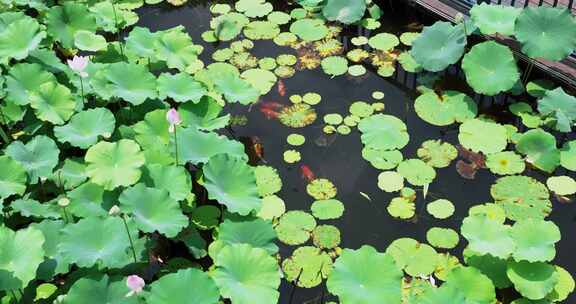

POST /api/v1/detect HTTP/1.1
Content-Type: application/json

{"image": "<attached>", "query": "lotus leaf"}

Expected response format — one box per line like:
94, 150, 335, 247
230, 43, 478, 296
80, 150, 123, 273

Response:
386, 238, 439, 276
515, 7, 576, 61
189, 205, 220, 230
459, 119, 508, 154
275, 210, 316, 245
94, 62, 157, 105
0, 226, 44, 290
426, 227, 459, 249
54, 108, 115, 149
511, 219, 560, 263
274, 32, 298, 46
124, 26, 157, 58
470, 3, 521, 35
29, 220, 70, 280
211, 218, 277, 258
426, 199, 455, 219
387, 197, 415, 219
464, 249, 512, 288
45, 3, 97, 48
214, 73, 260, 105
417, 140, 458, 168
560, 140, 576, 171
5, 135, 60, 184
154, 28, 203, 73
0, 16, 45, 62
362, 147, 403, 170
5, 63, 56, 106
243, 21, 280, 40
546, 175, 576, 196
322, 0, 366, 24
28, 81, 75, 125
306, 178, 337, 200
462, 41, 519, 95
321, 56, 348, 77
282, 246, 333, 288
516, 129, 560, 173
203, 154, 260, 216
461, 214, 514, 259
0, 155, 27, 201
399, 32, 419, 46
443, 266, 496, 303
397, 159, 436, 186
210, 13, 249, 41
90, 2, 139, 33
179, 97, 230, 131
173, 127, 246, 165
85, 139, 145, 190
212, 244, 280, 304
74, 30, 107, 51
254, 165, 282, 197
377, 171, 404, 193
507, 261, 558, 300
148, 268, 220, 304
358, 114, 409, 150
547, 266, 575, 302
486, 151, 525, 175
414, 91, 477, 126
537, 87, 576, 132
66, 182, 108, 218
157, 73, 207, 103
398, 51, 421, 73
11, 199, 60, 219
411, 21, 466, 72
290, 19, 329, 42
327, 245, 402, 304
142, 164, 191, 201
310, 199, 344, 220
491, 175, 551, 221
64, 274, 140, 304
257, 195, 285, 220
58, 217, 130, 268
312, 225, 341, 249
241, 69, 277, 95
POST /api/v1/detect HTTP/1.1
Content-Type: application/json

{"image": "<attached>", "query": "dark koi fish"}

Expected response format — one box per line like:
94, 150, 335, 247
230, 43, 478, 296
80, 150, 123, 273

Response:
277, 79, 286, 96
300, 165, 315, 183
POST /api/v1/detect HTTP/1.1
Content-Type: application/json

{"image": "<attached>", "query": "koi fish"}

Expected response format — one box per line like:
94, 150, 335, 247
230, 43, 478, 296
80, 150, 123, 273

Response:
259, 107, 279, 119
260, 101, 284, 110
251, 136, 265, 162
300, 165, 315, 182
456, 145, 485, 168
277, 79, 286, 96
239, 136, 266, 164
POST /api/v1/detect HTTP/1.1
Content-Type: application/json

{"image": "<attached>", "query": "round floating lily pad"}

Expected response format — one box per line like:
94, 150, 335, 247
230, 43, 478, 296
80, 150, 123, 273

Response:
351, 36, 368, 46
491, 175, 551, 221
415, 91, 477, 126
312, 225, 341, 249
324, 113, 343, 125
426, 199, 455, 219
372, 91, 385, 100
411, 21, 466, 72
468, 203, 506, 224
274, 66, 295, 78
287, 134, 306, 146
368, 33, 399, 51
348, 65, 366, 76
386, 238, 439, 277
277, 54, 297, 66
507, 261, 559, 300
362, 147, 403, 170
516, 129, 560, 173
210, 3, 231, 14
461, 214, 514, 259
387, 197, 415, 219
273, 32, 298, 46
258, 57, 277, 70
290, 8, 308, 19
486, 151, 525, 175
426, 227, 459, 249
257, 195, 285, 220
459, 119, 508, 154
560, 140, 576, 171
275, 211, 316, 245
290, 19, 329, 42
378, 171, 404, 193
546, 176, 576, 196
397, 159, 436, 186
289, 94, 302, 104
235, 0, 273, 18
349, 101, 374, 118
302, 92, 321, 105
417, 140, 458, 168
343, 115, 360, 127
323, 125, 336, 134
306, 178, 337, 200
321, 56, 348, 77
283, 150, 301, 164
278, 104, 317, 128
282, 246, 332, 288
358, 114, 409, 150
254, 166, 282, 197
311, 199, 344, 220
372, 102, 385, 111
336, 125, 351, 135
399, 32, 420, 46
547, 266, 575, 302
267, 11, 291, 25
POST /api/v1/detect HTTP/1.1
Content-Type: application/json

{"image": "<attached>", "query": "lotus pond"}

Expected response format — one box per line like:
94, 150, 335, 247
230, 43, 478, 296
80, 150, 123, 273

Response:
1, 0, 576, 303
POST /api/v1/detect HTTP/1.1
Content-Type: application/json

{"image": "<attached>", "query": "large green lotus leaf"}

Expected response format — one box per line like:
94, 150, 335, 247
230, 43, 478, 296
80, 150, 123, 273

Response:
412, 284, 466, 304
84, 139, 145, 190
102, 62, 157, 105
461, 214, 514, 259
516, 129, 560, 173
470, 3, 521, 35
29, 81, 76, 125
5, 135, 60, 184
462, 41, 519, 95
54, 108, 115, 149
282, 246, 333, 288
63, 274, 140, 304
125, 26, 157, 58
58, 217, 130, 268
327, 245, 402, 304
322, 0, 366, 24
411, 21, 466, 72
396, 159, 436, 186
212, 243, 280, 304
459, 119, 508, 154
386, 238, 439, 277
204, 154, 260, 215
212, 218, 278, 256
179, 97, 230, 131
560, 140, 576, 171
511, 219, 560, 263
149, 268, 220, 304
154, 27, 203, 73
29, 220, 69, 280
361, 146, 403, 170
514, 7, 576, 61
358, 114, 409, 150
157, 72, 207, 103
5, 63, 56, 106
464, 250, 512, 289
45, 3, 97, 48
444, 266, 496, 303
0, 226, 44, 291
172, 127, 246, 165
241, 68, 277, 95
290, 18, 329, 42
0, 155, 27, 201
67, 182, 108, 218
142, 164, 191, 201
537, 87, 576, 132
491, 175, 551, 221
414, 91, 477, 126
507, 261, 558, 300
0, 16, 45, 62
214, 73, 260, 105
119, 183, 188, 237
235, 0, 273, 18
73, 30, 107, 52
133, 109, 171, 150
11, 198, 61, 219
89, 1, 139, 33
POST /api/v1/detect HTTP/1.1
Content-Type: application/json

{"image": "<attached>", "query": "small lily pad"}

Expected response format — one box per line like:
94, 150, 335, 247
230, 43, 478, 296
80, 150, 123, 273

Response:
546, 176, 576, 196
486, 151, 525, 175
275, 211, 316, 245
426, 199, 455, 219
283, 150, 301, 164
426, 227, 459, 249
377, 171, 404, 193
306, 178, 337, 200
312, 225, 341, 249
310, 199, 345, 220
287, 134, 306, 146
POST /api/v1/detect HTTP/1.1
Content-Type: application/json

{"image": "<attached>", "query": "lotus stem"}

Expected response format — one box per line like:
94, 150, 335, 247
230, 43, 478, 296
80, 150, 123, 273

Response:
111, 1, 125, 58
121, 214, 138, 263
173, 126, 179, 166
0, 108, 11, 144
79, 76, 85, 104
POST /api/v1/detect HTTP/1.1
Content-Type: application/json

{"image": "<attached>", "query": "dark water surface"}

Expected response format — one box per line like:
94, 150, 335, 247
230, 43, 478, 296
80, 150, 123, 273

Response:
136, 3, 576, 303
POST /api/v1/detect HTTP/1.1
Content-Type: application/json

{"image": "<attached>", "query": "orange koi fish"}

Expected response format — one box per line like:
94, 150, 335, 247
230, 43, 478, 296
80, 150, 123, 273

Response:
259, 102, 284, 119
300, 165, 315, 183
277, 79, 286, 96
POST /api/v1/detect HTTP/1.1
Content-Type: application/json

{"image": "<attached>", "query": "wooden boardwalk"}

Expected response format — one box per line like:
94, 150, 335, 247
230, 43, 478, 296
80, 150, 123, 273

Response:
410, 0, 576, 90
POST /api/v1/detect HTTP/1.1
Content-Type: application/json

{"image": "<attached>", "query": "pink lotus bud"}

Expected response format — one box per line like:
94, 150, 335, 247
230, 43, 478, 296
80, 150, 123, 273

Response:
67, 55, 89, 78
166, 108, 182, 133
126, 275, 145, 297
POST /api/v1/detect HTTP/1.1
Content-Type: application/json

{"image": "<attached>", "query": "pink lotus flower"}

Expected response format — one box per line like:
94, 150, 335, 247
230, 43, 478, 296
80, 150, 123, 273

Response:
126, 275, 145, 297
67, 55, 89, 78
166, 108, 182, 133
